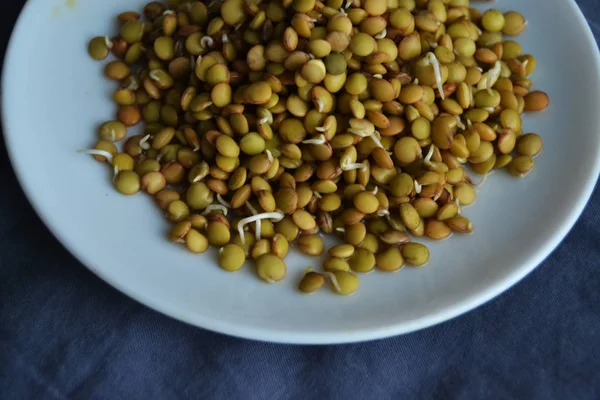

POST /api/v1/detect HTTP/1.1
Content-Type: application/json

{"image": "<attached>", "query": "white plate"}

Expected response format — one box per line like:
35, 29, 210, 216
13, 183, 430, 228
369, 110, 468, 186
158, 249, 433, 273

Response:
3, 0, 600, 344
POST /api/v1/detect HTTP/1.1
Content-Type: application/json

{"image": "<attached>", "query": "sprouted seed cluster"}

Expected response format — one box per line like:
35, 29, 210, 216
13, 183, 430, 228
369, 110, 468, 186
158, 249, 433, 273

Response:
83, 0, 548, 296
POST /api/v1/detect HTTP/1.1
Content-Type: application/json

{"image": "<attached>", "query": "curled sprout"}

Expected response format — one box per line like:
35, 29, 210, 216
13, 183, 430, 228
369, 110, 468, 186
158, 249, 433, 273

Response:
413, 78, 420, 84
424, 144, 435, 167
433, 189, 446, 201
315, 125, 329, 132
483, 107, 496, 113
201, 204, 229, 216
376, 209, 390, 217
323, 272, 342, 294
341, 159, 367, 171
456, 116, 466, 130
163, 10, 175, 15
308, 53, 316, 60
265, 110, 274, 124
315, 98, 324, 112
338, 8, 347, 16
139, 134, 151, 150
77, 149, 113, 163
472, 173, 488, 188
149, 70, 161, 81
200, 36, 214, 48
192, 174, 203, 183
257, 108, 273, 125
456, 157, 468, 164
345, 0, 353, 8
314, 191, 322, 199
371, 186, 378, 195
335, 227, 346, 233
423, 52, 445, 100
217, 194, 232, 208
302, 134, 327, 145
237, 212, 284, 244
246, 202, 261, 241
414, 180, 423, 194
104, 36, 113, 49
125, 78, 139, 91
266, 149, 273, 163
113, 165, 119, 177
375, 29, 387, 39
370, 132, 385, 149
486, 61, 502, 92
372, 73, 383, 79
466, 119, 473, 128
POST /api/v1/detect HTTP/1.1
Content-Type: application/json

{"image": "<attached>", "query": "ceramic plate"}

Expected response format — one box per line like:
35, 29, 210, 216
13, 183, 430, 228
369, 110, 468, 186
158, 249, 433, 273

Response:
3, 0, 600, 343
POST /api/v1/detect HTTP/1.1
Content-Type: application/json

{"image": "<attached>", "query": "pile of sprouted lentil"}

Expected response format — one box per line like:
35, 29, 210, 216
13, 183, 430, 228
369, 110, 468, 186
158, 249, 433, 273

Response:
83, 0, 548, 296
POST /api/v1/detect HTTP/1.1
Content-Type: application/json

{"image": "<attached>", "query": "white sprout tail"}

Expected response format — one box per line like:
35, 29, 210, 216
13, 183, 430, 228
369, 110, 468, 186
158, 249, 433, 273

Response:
77, 149, 113, 163
423, 52, 445, 100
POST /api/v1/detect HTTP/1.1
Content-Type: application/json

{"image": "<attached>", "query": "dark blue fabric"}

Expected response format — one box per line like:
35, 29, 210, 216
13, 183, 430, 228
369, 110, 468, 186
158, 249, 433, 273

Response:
1, 1, 600, 399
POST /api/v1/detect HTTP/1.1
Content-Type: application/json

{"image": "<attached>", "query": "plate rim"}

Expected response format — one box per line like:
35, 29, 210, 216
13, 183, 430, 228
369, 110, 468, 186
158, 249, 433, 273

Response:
2, 0, 600, 344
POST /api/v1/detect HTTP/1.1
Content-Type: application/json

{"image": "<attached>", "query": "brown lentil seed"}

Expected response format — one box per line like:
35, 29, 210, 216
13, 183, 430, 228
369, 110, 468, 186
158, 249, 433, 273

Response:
299, 272, 325, 293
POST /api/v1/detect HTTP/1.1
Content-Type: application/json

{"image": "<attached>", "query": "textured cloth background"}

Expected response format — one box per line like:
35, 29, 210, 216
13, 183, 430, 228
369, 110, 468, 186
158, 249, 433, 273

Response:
1, 1, 600, 399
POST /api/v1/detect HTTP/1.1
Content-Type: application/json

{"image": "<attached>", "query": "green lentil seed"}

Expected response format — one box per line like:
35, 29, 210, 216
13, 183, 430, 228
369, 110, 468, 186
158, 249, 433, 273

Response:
256, 254, 287, 283
401, 243, 430, 266
299, 272, 325, 293
219, 244, 246, 271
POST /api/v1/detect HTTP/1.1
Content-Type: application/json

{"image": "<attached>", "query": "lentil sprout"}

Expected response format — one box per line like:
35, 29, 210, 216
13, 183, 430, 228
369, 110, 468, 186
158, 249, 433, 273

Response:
83, 0, 547, 296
